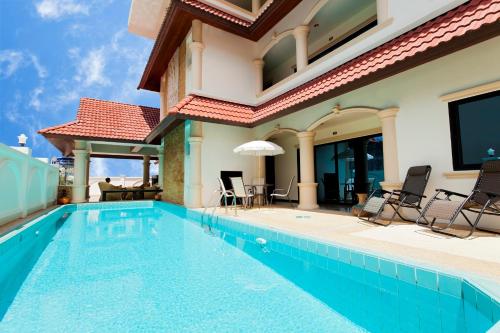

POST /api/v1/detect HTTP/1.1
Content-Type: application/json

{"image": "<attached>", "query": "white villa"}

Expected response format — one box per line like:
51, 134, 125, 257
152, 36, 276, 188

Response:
37, 0, 500, 230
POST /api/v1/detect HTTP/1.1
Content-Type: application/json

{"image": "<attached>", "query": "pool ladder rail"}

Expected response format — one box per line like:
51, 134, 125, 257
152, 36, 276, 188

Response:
202, 187, 238, 225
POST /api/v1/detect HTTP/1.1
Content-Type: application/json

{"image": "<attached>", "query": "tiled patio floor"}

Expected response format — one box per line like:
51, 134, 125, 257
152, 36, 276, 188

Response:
198, 205, 500, 284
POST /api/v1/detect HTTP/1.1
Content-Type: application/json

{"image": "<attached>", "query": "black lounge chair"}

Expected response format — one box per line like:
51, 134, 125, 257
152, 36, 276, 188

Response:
358, 165, 432, 225
416, 160, 500, 238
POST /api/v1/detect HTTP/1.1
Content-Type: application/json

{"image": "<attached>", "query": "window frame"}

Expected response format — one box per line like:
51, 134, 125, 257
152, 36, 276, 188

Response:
448, 90, 499, 171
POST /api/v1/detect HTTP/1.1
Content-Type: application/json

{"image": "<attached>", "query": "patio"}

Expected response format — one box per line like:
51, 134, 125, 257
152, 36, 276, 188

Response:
198, 205, 500, 284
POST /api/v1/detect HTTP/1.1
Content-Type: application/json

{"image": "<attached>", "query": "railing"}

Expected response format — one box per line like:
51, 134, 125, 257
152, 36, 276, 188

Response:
0, 143, 59, 225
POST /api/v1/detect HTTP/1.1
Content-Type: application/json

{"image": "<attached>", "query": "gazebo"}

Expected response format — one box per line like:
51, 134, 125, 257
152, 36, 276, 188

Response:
39, 97, 163, 203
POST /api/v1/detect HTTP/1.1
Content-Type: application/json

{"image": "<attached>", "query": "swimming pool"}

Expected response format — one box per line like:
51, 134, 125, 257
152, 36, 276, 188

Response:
0, 201, 498, 332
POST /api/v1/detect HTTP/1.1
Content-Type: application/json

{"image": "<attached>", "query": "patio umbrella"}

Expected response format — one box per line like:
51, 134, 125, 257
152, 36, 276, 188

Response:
233, 140, 285, 156
233, 141, 285, 183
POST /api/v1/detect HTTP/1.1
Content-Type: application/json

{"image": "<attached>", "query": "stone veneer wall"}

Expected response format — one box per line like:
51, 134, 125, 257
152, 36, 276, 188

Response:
162, 122, 185, 204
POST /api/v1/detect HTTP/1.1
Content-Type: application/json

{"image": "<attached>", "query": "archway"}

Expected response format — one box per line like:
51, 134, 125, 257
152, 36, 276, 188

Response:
308, 107, 384, 208
259, 128, 300, 205
262, 34, 296, 90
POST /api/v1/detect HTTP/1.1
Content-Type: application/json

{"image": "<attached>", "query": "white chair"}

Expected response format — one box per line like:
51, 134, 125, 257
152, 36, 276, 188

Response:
229, 177, 255, 209
270, 176, 295, 207
218, 177, 236, 209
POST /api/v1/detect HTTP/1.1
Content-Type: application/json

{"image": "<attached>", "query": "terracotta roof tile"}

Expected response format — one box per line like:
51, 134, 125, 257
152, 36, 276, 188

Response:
168, 0, 499, 126
181, 0, 252, 27
39, 98, 160, 142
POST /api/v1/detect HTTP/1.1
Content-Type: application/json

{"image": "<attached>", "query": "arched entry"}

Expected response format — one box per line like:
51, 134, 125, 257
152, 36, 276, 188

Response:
259, 128, 300, 205
307, 106, 385, 207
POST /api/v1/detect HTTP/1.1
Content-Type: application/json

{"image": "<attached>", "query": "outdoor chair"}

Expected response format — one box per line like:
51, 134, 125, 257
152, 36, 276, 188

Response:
218, 177, 236, 210
270, 176, 295, 207
98, 182, 123, 201
229, 177, 255, 209
416, 160, 500, 238
358, 165, 432, 225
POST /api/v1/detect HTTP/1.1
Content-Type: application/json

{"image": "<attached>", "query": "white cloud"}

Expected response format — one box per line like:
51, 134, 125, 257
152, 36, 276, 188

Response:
35, 0, 89, 20
0, 50, 48, 79
0, 50, 24, 78
29, 87, 44, 111
4, 92, 22, 123
91, 158, 109, 177
29, 54, 48, 78
75, 48, 110, 87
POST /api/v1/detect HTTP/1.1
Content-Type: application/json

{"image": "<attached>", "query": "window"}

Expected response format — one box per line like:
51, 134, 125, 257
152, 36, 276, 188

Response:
448, 90, 500, 170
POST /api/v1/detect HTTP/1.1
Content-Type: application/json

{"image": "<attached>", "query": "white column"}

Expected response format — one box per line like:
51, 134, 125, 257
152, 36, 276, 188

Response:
253, 59, 265, 95
187, 137, 203, 208
377, 0, 389, 23
191, 19, 204, 91
72, 149, 89, 203
293, 25, 310, 72
143, 155, 150, 185
252, 0, 260, 14
297, 131, 318, 210
377, 108, 401, 190
157, 148, 164, 188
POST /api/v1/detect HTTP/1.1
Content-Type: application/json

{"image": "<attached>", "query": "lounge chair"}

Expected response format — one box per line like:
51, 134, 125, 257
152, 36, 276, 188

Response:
229, 177, 255, 208
270, 176, 295, 207
98, 182, 123, 201
416, 160, 500, 238
358, 165, 432, 225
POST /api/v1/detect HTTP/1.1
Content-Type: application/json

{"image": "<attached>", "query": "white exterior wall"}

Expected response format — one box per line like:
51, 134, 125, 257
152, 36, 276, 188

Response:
251, 37, 500, 229
193, 0, 468, 105
199, 25, 258, 104
256, 0, 468, 103
0, 143, 59, 225
199, 122, 257, 206
272, 135, 299, 201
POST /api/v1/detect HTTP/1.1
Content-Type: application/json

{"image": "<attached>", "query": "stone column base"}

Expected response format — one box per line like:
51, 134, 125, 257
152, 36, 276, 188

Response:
297, 182, 319, 210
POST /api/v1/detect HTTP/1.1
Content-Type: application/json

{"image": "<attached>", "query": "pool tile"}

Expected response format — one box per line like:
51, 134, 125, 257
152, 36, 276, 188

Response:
397, 264, 416, 285
462, 281, 477, 307
441, 313, 466, 333
438, 274, 462, 298
380, 275, 398, 295
379, 259, 397, 278
350, 252, 364, 268
364, 255, 379, 273
476, 290, 493, 322
493, 299, 500, 323
327, 258, 339, 273
316, 243, 328, 257
363, 270, 380, 288
416, 268, 438, 291
327, 245, 338, 259
439, 293, 464, 316
338, 248, 350, 264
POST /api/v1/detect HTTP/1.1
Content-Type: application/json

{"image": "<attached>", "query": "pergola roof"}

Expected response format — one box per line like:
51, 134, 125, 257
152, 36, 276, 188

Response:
146, 0, 500, 142
39, 98, 160, 157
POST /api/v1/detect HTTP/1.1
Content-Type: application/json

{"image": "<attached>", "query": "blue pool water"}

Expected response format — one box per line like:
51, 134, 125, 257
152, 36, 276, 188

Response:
0, 202, 498, 332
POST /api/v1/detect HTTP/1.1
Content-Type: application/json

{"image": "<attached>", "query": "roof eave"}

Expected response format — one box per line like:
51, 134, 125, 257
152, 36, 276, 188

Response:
138, 0, 301, 91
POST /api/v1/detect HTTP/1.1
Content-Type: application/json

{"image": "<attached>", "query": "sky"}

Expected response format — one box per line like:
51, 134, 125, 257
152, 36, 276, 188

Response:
0, 0, 160, 177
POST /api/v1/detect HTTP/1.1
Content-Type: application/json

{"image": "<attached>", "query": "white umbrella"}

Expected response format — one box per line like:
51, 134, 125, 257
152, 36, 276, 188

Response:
233, 140, 285, 156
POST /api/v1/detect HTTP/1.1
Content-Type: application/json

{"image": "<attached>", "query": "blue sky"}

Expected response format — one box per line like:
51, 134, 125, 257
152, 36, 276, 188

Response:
0, 0, 160, 176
